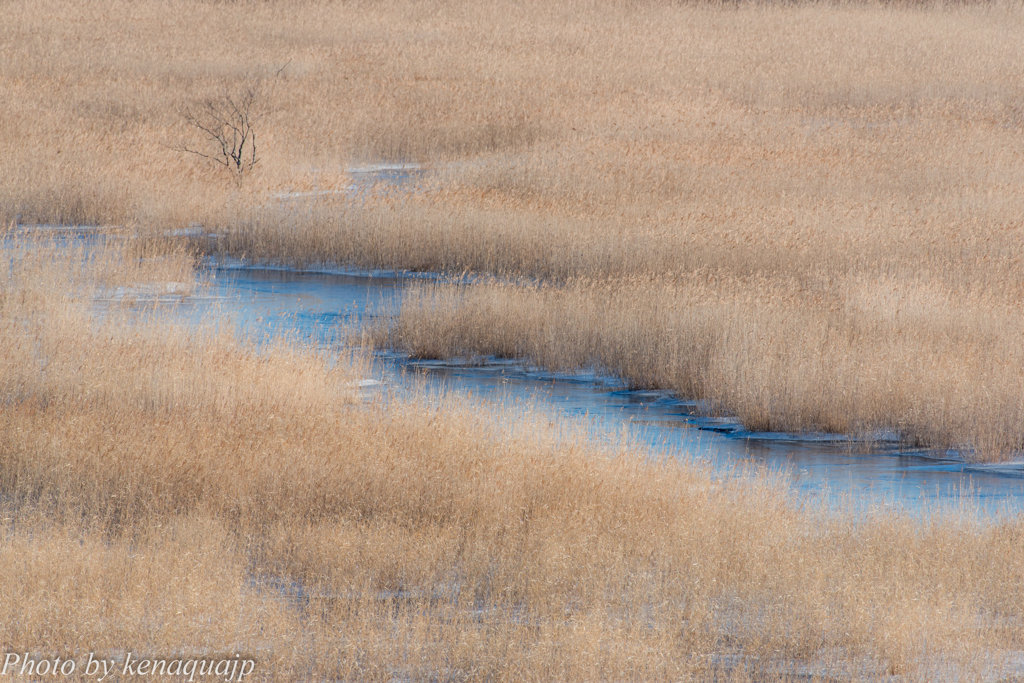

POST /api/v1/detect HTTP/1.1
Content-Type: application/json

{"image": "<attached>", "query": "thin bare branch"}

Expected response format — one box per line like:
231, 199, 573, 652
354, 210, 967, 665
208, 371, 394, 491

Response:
175, 81, 261, 180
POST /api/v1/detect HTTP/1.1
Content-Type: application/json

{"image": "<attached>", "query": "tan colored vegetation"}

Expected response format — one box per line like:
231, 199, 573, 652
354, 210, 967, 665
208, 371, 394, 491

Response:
5, 0, 1021, 456
5, 1, 1024, 677
381, 275, 1024, 460
2, 235, 1024, 680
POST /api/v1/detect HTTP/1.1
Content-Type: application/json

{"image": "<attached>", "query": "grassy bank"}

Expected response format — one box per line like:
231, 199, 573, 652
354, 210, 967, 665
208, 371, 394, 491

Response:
377, 276, 1024, 461
2, 237, 1024, 681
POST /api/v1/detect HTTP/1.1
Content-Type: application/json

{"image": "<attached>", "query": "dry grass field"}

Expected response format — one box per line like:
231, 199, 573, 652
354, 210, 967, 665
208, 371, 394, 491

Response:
1, 234, 1023, 681
4, 0, 1023, 457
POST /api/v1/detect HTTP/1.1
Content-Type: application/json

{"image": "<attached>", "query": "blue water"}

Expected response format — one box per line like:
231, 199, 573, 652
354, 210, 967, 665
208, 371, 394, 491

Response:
14, 226, 1024, 518
153, 264, 1024, 518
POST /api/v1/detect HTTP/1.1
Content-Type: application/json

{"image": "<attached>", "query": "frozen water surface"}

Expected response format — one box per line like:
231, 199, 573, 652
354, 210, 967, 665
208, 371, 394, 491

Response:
157, 264, 1024, 519
12, 210, 1024, 518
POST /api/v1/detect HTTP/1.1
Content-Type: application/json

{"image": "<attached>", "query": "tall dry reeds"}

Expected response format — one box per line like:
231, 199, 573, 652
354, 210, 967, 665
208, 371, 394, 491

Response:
2, 237, 1024, 681
6, 0, 1024, 677
5, 0, 1024, 454
381, 274, 1024, 460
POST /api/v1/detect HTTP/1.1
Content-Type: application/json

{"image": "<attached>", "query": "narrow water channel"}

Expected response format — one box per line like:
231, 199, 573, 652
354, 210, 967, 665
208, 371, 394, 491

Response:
162, 264, 1024, 518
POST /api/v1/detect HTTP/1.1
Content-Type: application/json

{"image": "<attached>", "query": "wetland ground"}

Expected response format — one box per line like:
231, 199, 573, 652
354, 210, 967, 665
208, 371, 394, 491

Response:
4, 0, 1024, 679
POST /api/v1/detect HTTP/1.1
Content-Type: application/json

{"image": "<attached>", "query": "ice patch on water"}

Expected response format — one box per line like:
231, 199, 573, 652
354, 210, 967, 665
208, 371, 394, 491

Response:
98, 282, 193, 301
347, 162, 423, 174
271, 188, 350, 199
206, 256, 449, 282
163, 226, 206, 237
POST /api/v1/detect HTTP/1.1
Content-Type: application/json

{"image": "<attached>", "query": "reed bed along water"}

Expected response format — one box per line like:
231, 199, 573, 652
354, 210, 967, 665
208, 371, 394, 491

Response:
5, 1, 1024, 678
379, 275, 1024, 461
5, 0, 1022, 457
2, 235, 1024, 681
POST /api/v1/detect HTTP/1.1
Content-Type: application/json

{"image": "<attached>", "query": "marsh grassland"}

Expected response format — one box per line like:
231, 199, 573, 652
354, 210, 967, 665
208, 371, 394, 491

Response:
5, 0, 1024, 458
2, 236, 1024, 681
4, 0, 1024, 679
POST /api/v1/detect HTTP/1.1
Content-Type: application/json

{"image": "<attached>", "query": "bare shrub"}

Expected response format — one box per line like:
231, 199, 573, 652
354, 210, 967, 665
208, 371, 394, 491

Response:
177, 81, 261, 181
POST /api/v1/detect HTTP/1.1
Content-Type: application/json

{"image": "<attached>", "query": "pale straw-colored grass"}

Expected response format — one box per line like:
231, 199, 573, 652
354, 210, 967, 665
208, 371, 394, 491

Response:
1, 236, 1023, 681
5, 0, 1024, 455
7, 0, 1024, 677
382, 274, 1024, 460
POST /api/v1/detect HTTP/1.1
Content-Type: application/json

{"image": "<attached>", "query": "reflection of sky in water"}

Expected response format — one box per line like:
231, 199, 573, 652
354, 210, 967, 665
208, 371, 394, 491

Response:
18, 229, 1023, 518
144, 266, 1024, 519
168, 266, 407, 346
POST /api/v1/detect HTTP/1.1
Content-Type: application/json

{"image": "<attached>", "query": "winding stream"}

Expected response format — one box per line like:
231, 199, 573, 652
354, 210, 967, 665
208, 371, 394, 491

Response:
18, 169, 1024, 519
164, 264, 1024, 518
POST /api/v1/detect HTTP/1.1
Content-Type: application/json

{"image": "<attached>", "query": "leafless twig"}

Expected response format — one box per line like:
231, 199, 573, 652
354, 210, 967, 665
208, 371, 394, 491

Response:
174, 83, 261, 180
